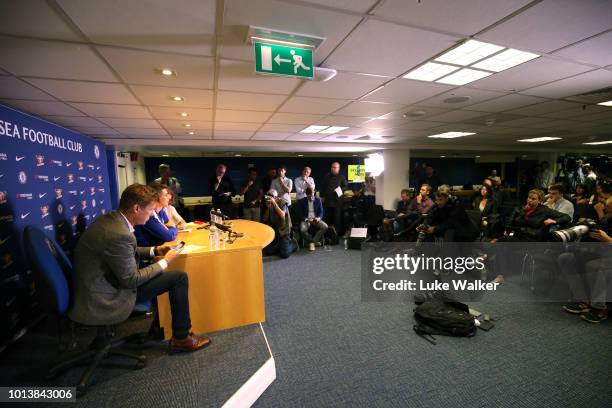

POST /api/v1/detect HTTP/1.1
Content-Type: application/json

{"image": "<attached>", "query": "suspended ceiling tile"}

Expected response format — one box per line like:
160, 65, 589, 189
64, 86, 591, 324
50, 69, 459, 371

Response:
42, 115, 107, 127
301, 0, 378, 13
296, 72, 390, 100
477, 0, 612, 53
362, 78, 454, 105
57, 0, 216, 56
463, 94, 547, 113
69, 103, 152, 119
374, 0, 533, 36
98, 47, 214, 89
258, 123, 306, 133
319, 115, 372, 127
72, 126, 120, 135
251, 132, 291, 141
221, 0, 362, 64
214, 122, 261, 131
167, 129, 213, 138
505, 100, 585, 116
0, 77, 55, 100
218, 60, 301, 95
324, 19, 459, 77
148, 106, 213, 121
539, 104, 611, 119
158, 119, 213, 130
267, 112, 326, 125
279, 96, 349, 115
554, 31, 612, 67
0, 0, 83, 41
130, 85, 213, 108
334, 101, 406, 117
520, 69, 612, 99
216, 91, 285, 111
0, 99, 85, 116
418, 88, 505, 109
96, 118, 162, 128
470, 57, 594, 92
27, 78, 139, 104
215, 109, 271, 123
213, 130, 255, 139
0, 37, 117, 82
285, 133, 326, 141
114, 128, 169, 136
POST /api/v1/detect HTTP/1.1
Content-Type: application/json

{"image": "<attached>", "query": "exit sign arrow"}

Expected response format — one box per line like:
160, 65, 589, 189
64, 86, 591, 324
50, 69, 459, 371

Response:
274, 54, 291, 65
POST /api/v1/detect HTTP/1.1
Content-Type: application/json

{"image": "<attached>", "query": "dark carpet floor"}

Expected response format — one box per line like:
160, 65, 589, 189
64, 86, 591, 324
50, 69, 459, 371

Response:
255, 245, 611, 408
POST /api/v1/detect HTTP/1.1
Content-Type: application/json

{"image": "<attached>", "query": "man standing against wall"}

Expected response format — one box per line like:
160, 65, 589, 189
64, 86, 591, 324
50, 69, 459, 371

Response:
321, 162, 348, 236
240, 167, 263, 221
294, 166, 315, 200
155, 163, 184, 211
209, 164, 235, 218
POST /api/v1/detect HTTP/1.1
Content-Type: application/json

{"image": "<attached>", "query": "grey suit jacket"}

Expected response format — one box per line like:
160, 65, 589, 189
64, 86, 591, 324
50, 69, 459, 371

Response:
68, 211, 163, 326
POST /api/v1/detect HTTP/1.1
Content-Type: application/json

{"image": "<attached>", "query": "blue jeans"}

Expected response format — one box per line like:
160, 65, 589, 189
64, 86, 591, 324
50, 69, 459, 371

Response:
136, 271, 191, 339
264, 236, 295, 258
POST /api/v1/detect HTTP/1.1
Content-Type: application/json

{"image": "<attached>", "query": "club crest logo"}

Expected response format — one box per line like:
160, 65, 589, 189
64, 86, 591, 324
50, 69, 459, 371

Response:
94, 145, 100, 159
18, 171, 27, 184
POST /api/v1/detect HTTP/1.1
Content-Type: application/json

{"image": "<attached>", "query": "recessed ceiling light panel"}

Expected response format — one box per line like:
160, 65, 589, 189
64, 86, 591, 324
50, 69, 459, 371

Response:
427, 131, 476, 139
436, 68, 492, 85
300, 125, 329, 133
583, 140, 612, 145
403, 62, 459, 82
472, 48, 539, 72
517, 137, 561, 143
320, 126, 349, 134
435, 40, 503, 66
597, 100, 612, 107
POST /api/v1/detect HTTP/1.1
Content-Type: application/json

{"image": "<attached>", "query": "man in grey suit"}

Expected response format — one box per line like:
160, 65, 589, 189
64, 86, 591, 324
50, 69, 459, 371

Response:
69, 184, 210, 353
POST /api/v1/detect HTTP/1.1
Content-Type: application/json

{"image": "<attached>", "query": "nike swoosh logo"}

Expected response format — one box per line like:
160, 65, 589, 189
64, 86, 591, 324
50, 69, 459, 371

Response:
80, 190, 85, 195
70, 205, 76, 210
66, 163, 72, 167
20, 212, 30, 219
38, 193, 47, 198
0, 174, 4, 178
15, 156, 25, 161
100, 201, 104, 204
0, 237, 9, 245
54, 176, 61, 181
88, 178, 93, 181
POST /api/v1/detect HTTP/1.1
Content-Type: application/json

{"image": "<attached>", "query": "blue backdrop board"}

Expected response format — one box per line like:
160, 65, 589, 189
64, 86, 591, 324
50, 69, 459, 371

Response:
0, 103, 111, 349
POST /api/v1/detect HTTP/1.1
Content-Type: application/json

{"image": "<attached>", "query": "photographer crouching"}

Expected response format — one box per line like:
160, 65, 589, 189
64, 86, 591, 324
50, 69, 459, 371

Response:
557, 195, 612, 323
262, 189, 298, 258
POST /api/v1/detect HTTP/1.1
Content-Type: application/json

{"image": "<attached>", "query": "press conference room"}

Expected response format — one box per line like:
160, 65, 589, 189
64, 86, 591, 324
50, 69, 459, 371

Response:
0, 1, 611, 407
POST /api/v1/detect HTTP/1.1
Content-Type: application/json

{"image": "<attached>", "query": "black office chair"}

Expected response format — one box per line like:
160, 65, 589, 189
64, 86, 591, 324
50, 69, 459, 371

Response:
23, 226, 149, 396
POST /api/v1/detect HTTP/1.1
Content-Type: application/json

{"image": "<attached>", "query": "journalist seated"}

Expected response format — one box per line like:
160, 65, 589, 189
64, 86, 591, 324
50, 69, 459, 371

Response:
472, 184, 500, 237
297, 187, 328, 251
69, 184, 211, 353
420, 185, 479, 242
499, 189, 571, 242
546, 183, 574, 222
134, 183, 178, 246
263, 189, 297, 258
557, 195, 612, 323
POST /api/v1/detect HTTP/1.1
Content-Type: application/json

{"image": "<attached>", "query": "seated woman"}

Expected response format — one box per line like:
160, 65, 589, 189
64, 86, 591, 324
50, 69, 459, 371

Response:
472, 184, 500, 237
498, 189, 571, 242
165, 190, 187, 230
135, 184, 179, 247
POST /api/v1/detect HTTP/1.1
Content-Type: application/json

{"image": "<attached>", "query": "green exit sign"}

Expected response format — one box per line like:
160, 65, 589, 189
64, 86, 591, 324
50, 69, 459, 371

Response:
253, 41, 314, 79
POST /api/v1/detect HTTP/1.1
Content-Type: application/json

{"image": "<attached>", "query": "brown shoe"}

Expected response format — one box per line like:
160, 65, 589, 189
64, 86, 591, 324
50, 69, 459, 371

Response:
169, 332, 211, 354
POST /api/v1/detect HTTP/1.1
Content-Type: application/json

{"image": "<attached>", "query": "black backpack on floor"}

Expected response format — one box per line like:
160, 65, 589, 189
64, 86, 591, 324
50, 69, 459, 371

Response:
413, 299, 477, 344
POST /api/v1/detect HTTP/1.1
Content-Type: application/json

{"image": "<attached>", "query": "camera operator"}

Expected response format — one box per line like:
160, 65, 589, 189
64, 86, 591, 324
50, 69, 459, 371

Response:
262, 189, 297, 259
498, 189, 571, 242
557, 196, 611, 323
420, 185, 479, 242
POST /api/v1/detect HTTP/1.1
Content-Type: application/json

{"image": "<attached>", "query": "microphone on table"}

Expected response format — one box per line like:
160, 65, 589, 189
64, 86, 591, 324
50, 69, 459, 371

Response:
210, 210, 230, 220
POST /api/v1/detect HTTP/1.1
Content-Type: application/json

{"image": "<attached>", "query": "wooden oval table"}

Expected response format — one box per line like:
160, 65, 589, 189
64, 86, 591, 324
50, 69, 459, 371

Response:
157, 220, 275, 339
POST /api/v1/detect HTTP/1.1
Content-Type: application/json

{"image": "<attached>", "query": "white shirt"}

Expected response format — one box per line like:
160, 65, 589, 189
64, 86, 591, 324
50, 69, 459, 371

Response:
307, 199, 315, 219
295, 176, 315, 200
271, 177, 293, 206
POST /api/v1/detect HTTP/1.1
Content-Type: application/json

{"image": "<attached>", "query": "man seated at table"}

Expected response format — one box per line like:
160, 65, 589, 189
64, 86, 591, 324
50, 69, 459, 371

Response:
262, 189, 297, 258
134, 183, 178, 247
297, 187, 328, 251
69, 183, 211, 353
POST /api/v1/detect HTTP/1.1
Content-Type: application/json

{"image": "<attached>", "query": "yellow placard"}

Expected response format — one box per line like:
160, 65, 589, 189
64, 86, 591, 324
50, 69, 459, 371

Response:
348, 164, 365, 182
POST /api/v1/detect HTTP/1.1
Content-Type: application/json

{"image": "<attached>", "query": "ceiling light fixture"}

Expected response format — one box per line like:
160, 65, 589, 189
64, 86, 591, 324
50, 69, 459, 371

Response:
596, 100, 612, 107
403, 62, 459, 81
436, 68, 492, 85
320, 126, 349, 134
160, 68, 176, 76
172, 96, 184, 101
162, 154, 169, 157
583, 140, 612, 145
427, 131, 476, 139
298, 154, 304, 157
435, 40, 503, 66
300, 125, 329, 133
180, 112, 189, 117
183, 123, 192, 128
472, 48, 539, 72
187, 131, 195, 135
517, 137, 561, 143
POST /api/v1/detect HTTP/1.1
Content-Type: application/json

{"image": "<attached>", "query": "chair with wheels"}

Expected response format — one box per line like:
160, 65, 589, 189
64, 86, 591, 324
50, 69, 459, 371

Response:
23, 226, 152, 396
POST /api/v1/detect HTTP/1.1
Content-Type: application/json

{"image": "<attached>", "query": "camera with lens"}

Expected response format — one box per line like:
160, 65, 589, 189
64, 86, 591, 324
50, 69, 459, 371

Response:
551, 219, 599, 243
415, 214, 431, 244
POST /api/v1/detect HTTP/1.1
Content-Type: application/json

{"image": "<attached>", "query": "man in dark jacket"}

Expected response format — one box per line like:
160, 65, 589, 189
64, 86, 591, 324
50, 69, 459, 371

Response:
209, 164, 236, 218
424, 186, 479, 242
320, 162, 348, 235
297, 187, 328, 251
